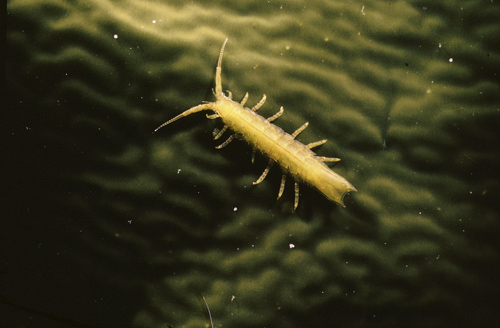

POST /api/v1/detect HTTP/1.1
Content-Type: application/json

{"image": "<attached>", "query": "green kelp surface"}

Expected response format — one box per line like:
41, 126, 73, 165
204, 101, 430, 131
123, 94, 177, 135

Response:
5, 0, 500, 327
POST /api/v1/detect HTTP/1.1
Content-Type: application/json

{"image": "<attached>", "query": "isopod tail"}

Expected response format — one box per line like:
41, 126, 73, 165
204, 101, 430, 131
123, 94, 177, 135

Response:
308, 166, 357, 207
154, 104, 214, 132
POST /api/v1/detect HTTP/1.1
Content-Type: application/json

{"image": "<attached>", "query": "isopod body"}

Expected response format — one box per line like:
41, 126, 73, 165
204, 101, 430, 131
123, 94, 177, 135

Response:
155, 38, 356, 209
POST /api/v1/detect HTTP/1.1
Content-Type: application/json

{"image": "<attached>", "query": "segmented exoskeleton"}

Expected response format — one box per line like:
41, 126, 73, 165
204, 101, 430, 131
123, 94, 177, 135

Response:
155, 39, 356, 209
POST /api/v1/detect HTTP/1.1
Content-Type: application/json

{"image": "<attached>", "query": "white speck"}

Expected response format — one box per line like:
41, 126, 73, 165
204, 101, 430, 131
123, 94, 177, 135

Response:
177, 169, 181, 174
152, 20, 156, 24
233, 207, 238, 212
289, 243, 295, 249
361, 5, 365, 15
449, 58, 453, 63
113, 34, 118, 39
128, 220, 132, 224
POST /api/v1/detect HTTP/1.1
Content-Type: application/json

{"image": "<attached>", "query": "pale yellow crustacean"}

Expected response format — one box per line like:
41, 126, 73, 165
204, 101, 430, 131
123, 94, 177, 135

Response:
155, 38, 356, 210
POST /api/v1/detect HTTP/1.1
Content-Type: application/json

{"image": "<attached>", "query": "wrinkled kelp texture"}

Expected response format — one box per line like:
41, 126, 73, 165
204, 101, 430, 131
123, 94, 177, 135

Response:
5, 0, 500, 327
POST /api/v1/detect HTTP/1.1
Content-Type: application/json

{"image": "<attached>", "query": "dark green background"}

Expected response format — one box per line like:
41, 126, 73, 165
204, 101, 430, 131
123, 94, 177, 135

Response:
4, 0, 500, 327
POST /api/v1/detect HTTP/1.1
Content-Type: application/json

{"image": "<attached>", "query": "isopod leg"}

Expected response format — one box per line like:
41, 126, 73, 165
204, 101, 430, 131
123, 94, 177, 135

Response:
207, 113, 220, 119
226, 90, 233, 99
277, 174, 286, 199
240, 92, 249, 106
291, 122, 309, 139
306, 139, 327, 149
317, 156, 341, 162
253, 160, 273, 185
294, 181, 300, 210
215, 135, 234, 149
267, 106, 284, 122
251, 94, 267, 111
213, 125, 228, 140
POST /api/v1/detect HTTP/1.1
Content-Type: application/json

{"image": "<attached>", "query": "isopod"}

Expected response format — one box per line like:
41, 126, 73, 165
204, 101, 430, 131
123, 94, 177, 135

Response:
155, 38, 356, 209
